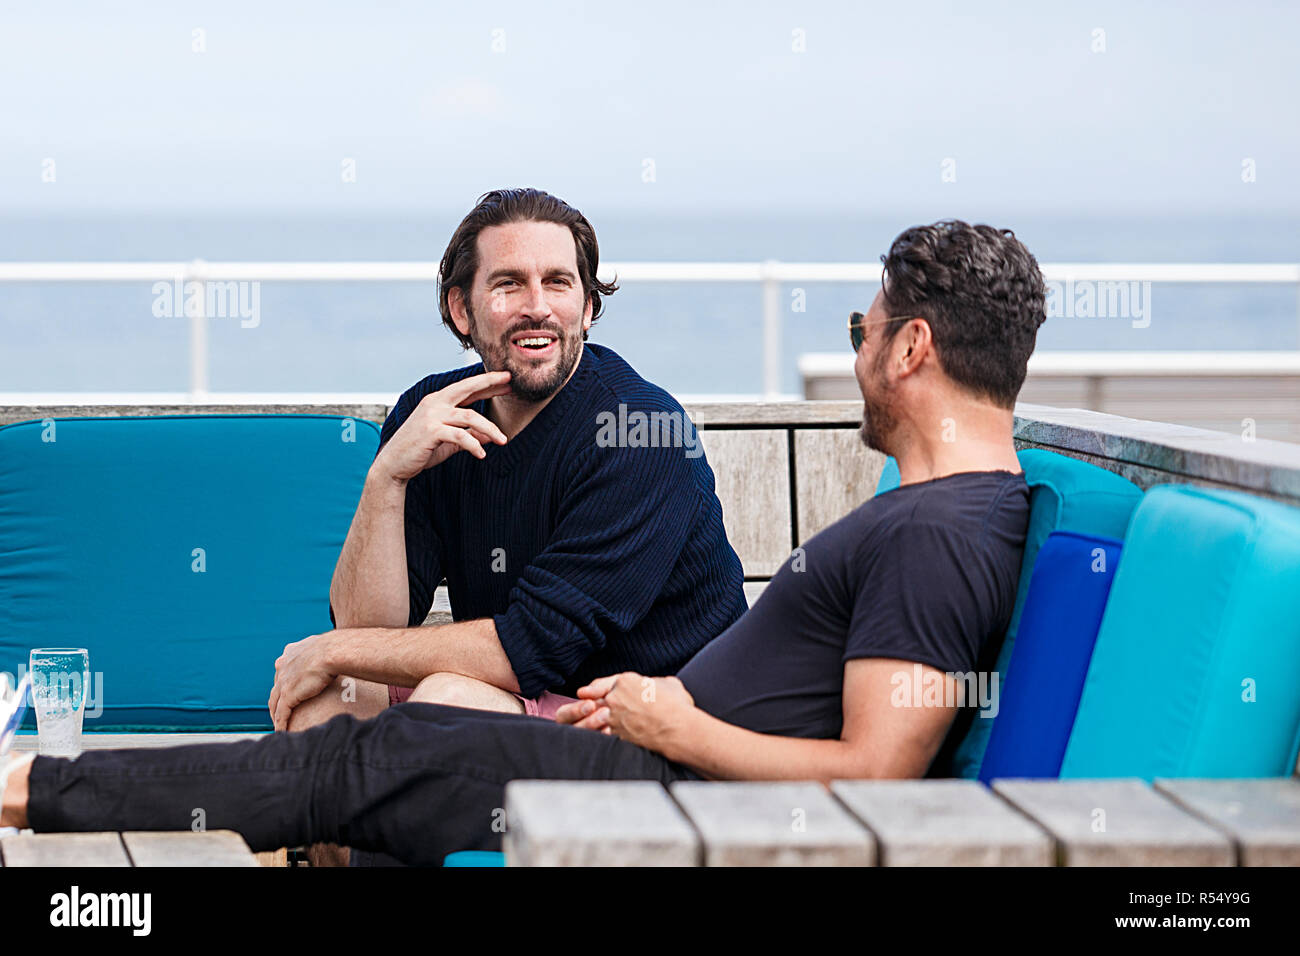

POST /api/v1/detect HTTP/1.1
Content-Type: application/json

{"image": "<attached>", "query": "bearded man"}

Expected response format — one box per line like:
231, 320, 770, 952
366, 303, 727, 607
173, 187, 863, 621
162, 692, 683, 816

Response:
268, 188, 745, 734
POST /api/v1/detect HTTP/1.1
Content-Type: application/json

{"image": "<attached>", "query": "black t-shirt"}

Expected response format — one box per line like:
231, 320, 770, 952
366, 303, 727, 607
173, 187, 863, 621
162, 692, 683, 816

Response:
677, 469, 1030, 776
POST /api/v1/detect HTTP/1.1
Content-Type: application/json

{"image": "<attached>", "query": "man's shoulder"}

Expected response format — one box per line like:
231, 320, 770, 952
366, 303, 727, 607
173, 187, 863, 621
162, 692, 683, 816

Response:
582, 344, 687, 416
814, 470, 1029, 553
569, 344, 712, 482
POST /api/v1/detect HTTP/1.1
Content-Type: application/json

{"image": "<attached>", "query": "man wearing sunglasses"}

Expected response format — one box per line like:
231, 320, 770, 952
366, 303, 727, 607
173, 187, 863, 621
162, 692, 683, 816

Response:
3, 220, 1047, 865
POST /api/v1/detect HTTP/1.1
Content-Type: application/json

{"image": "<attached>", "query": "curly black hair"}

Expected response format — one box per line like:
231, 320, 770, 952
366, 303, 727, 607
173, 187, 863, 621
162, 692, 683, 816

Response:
437, 188, 618, 349
880, 220, 1046, 408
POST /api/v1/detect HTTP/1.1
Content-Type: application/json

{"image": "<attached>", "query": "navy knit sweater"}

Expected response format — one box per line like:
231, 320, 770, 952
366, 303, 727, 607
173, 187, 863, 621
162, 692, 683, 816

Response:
378, 343, 747, 698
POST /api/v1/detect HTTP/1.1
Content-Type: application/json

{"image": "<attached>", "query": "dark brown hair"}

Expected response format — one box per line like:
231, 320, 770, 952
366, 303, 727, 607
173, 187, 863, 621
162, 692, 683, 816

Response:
437, 188, 618, 348
879, 220, 1046, 408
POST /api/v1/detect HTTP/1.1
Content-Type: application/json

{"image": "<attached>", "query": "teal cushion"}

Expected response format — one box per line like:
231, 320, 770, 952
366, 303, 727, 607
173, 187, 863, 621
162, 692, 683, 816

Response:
0, 415, 379, 731
1061, 484, 1300, 779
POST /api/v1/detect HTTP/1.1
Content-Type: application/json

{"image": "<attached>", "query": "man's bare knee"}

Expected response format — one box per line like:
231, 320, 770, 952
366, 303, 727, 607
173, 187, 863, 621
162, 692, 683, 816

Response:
408, 672, 524, 714
287, 675, 388, 732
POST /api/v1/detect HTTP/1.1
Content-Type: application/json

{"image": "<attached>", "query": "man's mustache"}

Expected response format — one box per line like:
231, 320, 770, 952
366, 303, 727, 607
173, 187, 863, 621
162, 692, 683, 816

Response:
500, 322, 566, 344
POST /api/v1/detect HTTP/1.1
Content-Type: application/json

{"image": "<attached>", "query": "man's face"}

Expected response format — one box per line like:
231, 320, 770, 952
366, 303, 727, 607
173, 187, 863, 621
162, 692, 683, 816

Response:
454, 220, 593, 402
853, 289, 901, 454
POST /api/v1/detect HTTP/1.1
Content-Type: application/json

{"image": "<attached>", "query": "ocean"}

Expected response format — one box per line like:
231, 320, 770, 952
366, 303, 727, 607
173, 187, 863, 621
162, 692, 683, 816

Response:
1, 211, 1297, 396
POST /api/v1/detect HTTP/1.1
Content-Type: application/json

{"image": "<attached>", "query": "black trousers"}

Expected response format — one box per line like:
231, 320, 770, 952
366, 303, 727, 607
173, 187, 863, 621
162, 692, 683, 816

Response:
27, 703, 698, 867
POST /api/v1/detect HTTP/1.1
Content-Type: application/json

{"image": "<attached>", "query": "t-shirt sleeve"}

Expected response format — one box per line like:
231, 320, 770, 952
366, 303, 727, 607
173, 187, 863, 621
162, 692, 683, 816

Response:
328, 386, 443, 629
844, 521, 993, 675
494, 442, 703, 698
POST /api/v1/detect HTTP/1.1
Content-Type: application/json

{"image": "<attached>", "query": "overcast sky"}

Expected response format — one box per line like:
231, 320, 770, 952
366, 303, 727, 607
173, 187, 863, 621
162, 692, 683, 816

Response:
2, 0, 1297, 218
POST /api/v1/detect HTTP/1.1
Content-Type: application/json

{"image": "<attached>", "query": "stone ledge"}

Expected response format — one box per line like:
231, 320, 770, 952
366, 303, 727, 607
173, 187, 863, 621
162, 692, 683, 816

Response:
0, 403, 389, 427
1014, 402, 1300, 501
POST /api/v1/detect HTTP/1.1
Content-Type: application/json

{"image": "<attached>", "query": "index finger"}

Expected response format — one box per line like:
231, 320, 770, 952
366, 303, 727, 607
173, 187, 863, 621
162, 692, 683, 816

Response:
576, 675, 619, 699
438, 371, 513, 407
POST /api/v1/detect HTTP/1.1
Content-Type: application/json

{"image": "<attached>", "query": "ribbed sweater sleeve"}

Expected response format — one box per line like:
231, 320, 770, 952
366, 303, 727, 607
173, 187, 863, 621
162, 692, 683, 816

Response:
493, 440, 704, 698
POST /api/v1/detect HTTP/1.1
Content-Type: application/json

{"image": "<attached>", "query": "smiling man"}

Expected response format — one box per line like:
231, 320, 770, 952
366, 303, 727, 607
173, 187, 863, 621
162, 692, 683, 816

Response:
267, 190, 745, 802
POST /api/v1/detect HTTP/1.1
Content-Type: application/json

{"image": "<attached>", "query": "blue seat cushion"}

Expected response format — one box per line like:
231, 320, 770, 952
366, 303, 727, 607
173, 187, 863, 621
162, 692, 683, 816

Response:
978, 530, 1122, 782
0, 415, 379, 731
1061, 484, 1300, 779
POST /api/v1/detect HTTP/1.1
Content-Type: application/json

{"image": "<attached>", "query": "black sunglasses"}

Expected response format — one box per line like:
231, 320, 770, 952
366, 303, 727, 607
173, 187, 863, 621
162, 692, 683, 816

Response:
848, 311, 911, 352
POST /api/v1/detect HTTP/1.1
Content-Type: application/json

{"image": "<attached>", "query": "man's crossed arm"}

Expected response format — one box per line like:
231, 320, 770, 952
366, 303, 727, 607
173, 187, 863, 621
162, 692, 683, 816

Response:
555, 657, 960, 781
267, 620, 517, 730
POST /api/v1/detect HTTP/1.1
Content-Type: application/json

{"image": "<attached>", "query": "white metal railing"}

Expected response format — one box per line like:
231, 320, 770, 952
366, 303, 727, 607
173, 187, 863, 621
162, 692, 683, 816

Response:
1, 261, 1297, 398
799, 350, 1300, 377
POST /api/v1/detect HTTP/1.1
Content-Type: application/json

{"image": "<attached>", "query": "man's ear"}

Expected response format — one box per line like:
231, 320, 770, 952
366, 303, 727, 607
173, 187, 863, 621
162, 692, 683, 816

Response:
448, 286, 471, 338
897, 318, 932, 377
583, 293, 594, 333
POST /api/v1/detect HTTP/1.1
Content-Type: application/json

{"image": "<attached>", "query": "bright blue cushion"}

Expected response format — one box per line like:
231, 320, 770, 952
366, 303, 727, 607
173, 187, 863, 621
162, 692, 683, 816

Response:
443, 851, 506, 867
1061, 484, 1300, 779
978, 530, 1123, 782
0, 415, 379, 731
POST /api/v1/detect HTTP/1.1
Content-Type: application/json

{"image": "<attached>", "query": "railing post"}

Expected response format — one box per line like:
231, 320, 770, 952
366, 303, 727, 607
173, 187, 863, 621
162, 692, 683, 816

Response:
188, 259, 208, 399
761, 260, 781, 398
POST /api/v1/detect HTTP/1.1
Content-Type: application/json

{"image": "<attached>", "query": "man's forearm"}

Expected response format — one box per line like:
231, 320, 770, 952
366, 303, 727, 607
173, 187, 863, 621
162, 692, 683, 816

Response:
660, 709, 875, 782
330, 469, 412, 629
325, 620, 521, 694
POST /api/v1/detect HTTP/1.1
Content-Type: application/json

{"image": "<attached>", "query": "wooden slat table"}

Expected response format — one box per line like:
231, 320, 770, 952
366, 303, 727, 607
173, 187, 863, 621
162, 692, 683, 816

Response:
976, 779, 1235, 867
504, 780, 700, 866
504, 777, 1300, 866
1154, 777, 1300, 866
831, 779, 1053, 866
0, 831, 258, 866
6, 732, 267, 866
670, 780, 875, 866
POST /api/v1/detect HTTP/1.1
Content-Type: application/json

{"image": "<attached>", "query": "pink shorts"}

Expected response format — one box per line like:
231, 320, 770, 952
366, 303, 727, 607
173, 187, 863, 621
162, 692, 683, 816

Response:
388, 684, 577, 721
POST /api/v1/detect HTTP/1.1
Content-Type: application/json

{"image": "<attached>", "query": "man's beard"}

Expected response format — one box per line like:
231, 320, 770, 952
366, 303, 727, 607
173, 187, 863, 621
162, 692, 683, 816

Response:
858, 352, 899, 455
466, 302, 583, 402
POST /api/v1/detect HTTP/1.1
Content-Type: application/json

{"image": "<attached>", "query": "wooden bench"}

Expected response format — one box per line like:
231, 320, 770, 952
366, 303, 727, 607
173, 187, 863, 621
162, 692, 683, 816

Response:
503, 777, 1300, 867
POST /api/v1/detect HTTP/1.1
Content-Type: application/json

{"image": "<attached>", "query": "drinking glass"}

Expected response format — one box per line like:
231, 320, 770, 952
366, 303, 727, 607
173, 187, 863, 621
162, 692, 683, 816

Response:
28, 648, 90, 757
